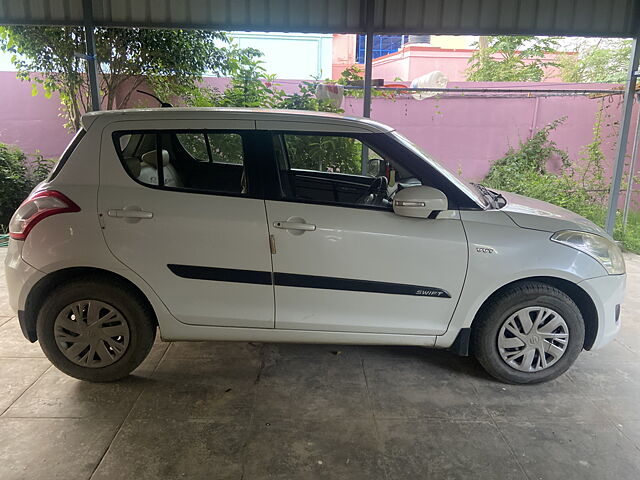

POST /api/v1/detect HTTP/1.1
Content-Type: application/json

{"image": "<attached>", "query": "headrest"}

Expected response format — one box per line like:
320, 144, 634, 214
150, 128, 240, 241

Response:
123, 156, 141, 177
141, 149, 170, 169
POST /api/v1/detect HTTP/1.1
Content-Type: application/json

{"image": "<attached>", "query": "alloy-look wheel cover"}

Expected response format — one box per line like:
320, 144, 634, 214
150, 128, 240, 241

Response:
497, 306, 569, 372
54, 300, 130, 368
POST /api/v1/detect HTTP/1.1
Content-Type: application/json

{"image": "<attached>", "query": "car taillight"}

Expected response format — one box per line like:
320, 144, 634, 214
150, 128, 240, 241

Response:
9, 190, 80, 240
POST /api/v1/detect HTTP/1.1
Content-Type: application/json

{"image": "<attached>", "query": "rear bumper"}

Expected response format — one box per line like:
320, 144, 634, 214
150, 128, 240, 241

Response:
4, 239, 45, 324
18, 310, 36, 342
578, 273, 626, 350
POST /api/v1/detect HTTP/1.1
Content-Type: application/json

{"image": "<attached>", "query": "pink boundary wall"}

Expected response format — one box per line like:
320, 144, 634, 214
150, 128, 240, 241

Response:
1, 72, 637, 191
341, 84, 638, 183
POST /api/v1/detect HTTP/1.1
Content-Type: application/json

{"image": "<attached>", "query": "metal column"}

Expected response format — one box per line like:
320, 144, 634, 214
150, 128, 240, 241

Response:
83, 0, 100, 111
362, 0, 375, 119
362, 36, 374, 118
360, 31, 374, 174
361, 0, 375, 174
622, 96, 640, 227
605, 37, 640, 234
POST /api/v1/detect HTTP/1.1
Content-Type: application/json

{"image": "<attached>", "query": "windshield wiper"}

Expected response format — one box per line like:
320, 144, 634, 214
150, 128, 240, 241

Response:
471, 183, 506, 209
471, 183, 497, 208
492, 191, 507, 208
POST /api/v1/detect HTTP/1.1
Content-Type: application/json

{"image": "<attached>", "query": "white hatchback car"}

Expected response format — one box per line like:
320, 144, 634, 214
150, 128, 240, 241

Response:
5, 108, 625, 384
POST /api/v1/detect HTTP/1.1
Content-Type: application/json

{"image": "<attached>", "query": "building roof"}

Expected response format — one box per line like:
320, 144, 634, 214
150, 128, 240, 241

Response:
1, 0, 638, 37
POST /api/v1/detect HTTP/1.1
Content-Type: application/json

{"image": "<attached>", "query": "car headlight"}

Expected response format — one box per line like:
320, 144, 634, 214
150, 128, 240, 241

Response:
551, 230, 625, 275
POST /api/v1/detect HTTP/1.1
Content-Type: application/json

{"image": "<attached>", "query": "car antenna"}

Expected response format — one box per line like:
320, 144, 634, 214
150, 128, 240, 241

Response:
136, 90, 173, 108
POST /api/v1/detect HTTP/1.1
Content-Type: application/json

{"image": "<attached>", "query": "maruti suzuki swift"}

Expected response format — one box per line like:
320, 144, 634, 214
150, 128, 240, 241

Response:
5, 108, 626, 384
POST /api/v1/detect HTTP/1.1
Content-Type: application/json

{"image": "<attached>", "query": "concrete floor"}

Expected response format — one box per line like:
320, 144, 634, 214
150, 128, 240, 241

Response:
1, 252, 640, 480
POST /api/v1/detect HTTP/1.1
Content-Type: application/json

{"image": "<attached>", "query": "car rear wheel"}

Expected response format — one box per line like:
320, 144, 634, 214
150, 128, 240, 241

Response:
36, 277, 156, 382
472, 281, 585, 384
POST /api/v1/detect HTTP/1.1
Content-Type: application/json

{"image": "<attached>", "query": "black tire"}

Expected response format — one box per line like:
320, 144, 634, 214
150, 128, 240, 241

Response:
36, 277, 156, 382
471, 281, 585, 384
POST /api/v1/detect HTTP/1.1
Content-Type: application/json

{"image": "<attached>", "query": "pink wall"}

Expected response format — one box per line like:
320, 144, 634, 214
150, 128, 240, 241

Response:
0, 73, 636, 202
338, 82, 634, 184
0, 72, 72, 159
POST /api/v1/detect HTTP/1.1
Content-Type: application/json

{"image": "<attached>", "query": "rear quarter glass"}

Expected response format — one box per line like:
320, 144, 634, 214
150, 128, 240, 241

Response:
47, 129, 86, 181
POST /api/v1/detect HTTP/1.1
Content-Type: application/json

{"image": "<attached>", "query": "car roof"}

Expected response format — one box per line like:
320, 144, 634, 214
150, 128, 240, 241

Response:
82, 107, 394, 134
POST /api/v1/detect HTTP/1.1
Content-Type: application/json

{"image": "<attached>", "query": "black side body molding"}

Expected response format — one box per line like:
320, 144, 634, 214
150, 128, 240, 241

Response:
168, 264, 272, 285
168, 264, 451, 298
274, 272, 450, 298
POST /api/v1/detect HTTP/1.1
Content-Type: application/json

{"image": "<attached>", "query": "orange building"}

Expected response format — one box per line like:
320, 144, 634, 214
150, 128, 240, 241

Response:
331, 34, 561, 83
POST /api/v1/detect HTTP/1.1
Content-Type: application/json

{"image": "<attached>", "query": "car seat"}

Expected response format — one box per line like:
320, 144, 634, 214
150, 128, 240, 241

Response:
139, 149, 182, 187
123, 157, 142, 177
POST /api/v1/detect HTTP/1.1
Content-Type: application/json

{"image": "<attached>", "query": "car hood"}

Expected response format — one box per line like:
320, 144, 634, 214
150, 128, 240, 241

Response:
496, 190, 610, 238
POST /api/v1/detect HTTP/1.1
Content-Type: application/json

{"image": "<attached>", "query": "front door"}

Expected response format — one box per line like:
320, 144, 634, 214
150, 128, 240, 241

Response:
265, 131, 468, 335
98, 120, 275, 328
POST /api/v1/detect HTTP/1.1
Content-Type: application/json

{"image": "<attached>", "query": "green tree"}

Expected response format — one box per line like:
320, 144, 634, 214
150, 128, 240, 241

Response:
466, 36, 560, 82
173, 55, 357, 172
0, 26, 256, 130
205, 49, 283, 108
558, 38, 632, 83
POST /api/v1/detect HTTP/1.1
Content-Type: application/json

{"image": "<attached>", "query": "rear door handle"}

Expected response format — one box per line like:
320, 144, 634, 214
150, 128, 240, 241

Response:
107, 209, 153, 219
273, 221, 316, 231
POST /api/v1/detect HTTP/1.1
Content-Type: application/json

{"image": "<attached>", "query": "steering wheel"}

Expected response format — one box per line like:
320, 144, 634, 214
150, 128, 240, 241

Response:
359, 176, 389, 206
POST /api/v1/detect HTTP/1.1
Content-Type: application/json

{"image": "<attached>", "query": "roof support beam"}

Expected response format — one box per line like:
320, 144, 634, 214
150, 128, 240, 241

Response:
362, 0, 374, 120
605, 37, 640, 234
82, 0, 100, 111
361, 0, 375, 174
622, 103, 640, 227
362, 31, 374, 119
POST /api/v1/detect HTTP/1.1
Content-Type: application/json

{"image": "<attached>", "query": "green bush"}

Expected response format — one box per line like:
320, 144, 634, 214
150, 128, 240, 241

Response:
483, 118, 640, 253
0, 143, 52, 229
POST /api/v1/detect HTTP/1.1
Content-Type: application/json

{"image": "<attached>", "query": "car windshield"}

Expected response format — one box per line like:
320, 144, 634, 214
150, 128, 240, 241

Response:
390, 131, 489, 208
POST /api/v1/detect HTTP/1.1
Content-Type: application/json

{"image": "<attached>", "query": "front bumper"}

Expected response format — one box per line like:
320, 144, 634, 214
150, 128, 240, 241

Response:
578, 273, 626, 350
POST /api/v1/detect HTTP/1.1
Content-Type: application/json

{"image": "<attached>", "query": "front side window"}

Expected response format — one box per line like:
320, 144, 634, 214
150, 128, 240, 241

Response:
277, 132, 422, 209
113, 130, 249, 195
284, 134, 364, 175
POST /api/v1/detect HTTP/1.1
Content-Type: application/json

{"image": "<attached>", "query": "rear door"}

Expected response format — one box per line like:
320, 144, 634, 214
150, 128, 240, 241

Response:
98, 119, 275, 328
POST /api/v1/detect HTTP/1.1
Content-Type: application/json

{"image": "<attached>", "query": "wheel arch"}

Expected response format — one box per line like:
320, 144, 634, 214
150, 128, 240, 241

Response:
467, 276, 598, 351
21, 266, 159, 342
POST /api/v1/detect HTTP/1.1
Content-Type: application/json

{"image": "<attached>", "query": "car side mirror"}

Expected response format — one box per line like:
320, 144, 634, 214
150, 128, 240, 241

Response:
393, 186, 448, 218
367, 158, 384, 177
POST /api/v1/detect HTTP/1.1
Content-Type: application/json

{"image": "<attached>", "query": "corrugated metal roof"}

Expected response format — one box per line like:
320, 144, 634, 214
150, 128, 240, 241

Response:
0, 0, 638, 37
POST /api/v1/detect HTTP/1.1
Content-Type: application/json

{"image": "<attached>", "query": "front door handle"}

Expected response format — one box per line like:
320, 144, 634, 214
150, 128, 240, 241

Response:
107, 209, 153, 219
273, 221, 316, 232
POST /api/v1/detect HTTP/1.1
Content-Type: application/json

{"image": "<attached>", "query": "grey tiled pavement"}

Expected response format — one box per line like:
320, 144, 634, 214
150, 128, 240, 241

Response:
1, 249, 640, 479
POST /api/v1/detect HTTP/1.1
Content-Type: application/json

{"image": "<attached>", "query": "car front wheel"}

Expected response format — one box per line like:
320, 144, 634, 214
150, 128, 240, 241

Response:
36, 277, 156, 382
472, 281, 585, 384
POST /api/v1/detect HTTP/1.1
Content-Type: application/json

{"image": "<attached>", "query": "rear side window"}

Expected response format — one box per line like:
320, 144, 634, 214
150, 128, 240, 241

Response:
112, 130, 249, 195
176, 133, 208, 162
176, 133, 244, 164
